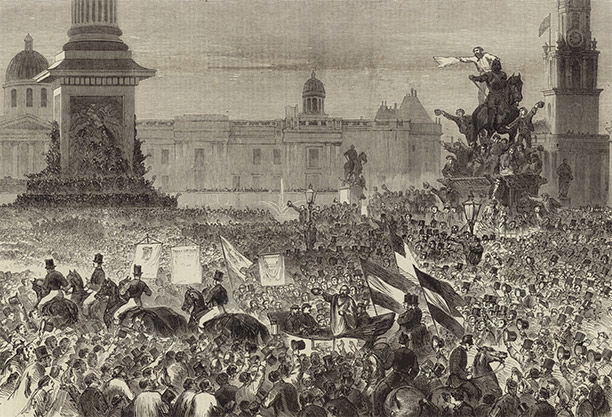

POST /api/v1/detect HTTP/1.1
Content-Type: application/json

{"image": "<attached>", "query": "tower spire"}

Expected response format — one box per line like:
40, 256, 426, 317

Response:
24, 34, 33, 51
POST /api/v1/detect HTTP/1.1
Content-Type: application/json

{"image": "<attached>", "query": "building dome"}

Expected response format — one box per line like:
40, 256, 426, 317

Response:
302, 71, 325, 98
5, 35, 49, 83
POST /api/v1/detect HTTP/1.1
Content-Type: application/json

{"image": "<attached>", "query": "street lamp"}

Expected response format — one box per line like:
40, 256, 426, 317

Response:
462, 192, 482, 235
305, 184, 317, 205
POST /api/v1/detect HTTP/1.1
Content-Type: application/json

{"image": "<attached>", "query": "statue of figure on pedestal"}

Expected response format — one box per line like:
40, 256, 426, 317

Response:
556, 159, 573, 199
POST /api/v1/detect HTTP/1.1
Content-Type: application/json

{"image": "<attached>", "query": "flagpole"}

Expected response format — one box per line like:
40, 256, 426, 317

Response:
413, 265, 441, 338
363, 274, 380, 317
219, 237, 235, 298
548, 13, 552, 52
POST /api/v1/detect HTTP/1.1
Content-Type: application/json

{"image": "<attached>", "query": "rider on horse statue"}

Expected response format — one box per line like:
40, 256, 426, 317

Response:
37, 259, 69, 311
469, 59, 507, 136
113, 265, 152, 325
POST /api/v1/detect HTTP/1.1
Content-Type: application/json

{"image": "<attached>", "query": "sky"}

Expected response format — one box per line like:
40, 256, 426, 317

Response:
0, 0, 611, 132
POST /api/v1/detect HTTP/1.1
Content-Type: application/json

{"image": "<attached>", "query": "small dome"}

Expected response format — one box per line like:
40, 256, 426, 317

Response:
302, 71, 325, 98
5, 35, 49, 83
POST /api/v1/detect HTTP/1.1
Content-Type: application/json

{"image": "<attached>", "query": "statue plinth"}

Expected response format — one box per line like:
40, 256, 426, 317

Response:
559, 196, 571, 207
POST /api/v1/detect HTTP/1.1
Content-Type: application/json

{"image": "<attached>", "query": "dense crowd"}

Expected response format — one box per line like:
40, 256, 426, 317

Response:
0, 189, 609, 417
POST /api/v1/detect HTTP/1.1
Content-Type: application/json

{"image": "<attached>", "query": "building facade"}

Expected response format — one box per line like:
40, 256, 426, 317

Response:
538, 0, 609, 206
0, 35, 52, 185
138, 73, 443, 194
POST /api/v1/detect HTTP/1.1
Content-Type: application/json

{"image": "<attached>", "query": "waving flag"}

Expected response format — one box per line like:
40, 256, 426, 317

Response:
433, 56, 461, 68
361, 259, 414, 314
414, 266, 466, 338
220, 236, 252, 281
539, 14, 551, 37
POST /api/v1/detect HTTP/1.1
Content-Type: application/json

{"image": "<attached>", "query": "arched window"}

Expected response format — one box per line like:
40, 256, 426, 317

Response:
41, 88, 48, 108
26, 88, 33, 107
11, 89, 17, 108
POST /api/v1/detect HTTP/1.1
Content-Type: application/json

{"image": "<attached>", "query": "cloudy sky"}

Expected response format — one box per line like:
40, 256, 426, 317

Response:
0, 0, 611, 130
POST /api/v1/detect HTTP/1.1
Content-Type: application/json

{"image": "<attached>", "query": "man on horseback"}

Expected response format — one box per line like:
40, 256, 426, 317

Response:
37, 259, 69, 312
83, 253, 105, 317
198, 270, 228, 328
448, 334, 474, 388
113, 265, 152, 326
469, 59, 507, 135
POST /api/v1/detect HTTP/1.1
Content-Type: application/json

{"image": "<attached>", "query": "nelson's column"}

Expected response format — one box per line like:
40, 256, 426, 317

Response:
35, 0, 155, 177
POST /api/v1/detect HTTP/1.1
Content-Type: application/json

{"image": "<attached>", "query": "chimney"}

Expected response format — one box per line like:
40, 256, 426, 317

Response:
394, 103, 397, 110
414, 89, 418, 97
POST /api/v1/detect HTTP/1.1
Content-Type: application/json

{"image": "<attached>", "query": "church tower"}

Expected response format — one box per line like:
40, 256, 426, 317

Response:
35, 0, 155, 176
540, 0, 609, 206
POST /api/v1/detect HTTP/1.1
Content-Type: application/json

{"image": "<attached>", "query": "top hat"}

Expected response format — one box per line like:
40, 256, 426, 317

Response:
162, 387, 177, 404
461, 281, 471, 290
133, 265, 143, 277
404, 293, 418, 306
93, 253, 104, 264
432, 363, 446, 377
493, 282, 501, 291
45, 259, 55, 269
149, 347, 160, 358
35, 346, 50, 361
291, 340, 306, 351
504, 330, 518, 343
522, 339, 534, 350
528, 284, 536, 294
461, 334, 474, 345
213, 270, 224, 281
117, 329, 128, 338
542, 358, 555, 371
602, 348, 612, 362
516, 318, 530, 330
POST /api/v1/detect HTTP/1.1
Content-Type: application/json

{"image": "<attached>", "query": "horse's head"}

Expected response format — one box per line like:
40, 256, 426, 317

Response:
508, 74, 523, 105
475, 346, 507, 372
95, 278, 116, 299
182, 287, 202, 312
31, 279, 47, 300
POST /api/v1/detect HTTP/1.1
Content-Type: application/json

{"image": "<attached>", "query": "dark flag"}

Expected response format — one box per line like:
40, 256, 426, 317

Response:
539, 14, 551, 37
413, 266, 466, 338
361, 259, 414, 314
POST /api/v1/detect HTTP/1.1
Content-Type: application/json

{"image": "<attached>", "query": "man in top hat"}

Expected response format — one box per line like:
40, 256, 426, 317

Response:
113, 265, 152, 326
83, 253, 106, 317
285, 305, 303, 335
198, 270, 229, 328
398, 293, 422, 335
37, 259, 69, 312
448, 335, 474, 388
489, 378, 520, 417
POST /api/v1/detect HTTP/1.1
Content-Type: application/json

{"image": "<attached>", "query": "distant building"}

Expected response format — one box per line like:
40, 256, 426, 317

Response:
537, 0, 609, 206
138, 72, 443, 193
0, 35, 51, 184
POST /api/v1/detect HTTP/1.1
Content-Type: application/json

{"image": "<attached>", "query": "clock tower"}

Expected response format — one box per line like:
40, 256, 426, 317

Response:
539, 0, 609, 206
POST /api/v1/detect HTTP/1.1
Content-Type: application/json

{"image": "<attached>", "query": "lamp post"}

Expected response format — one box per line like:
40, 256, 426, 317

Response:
462, 192, 482, 235
287, 184, 318, 251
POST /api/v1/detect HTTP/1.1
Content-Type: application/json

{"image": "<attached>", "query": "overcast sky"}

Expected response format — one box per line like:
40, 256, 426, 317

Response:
0, 0, 611, 130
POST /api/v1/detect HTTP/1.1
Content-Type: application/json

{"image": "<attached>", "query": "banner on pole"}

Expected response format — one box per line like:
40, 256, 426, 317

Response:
171, 245, 202, 284
133, 243, 162, 280
258, 254, 286, 286
338, 187, 350, 204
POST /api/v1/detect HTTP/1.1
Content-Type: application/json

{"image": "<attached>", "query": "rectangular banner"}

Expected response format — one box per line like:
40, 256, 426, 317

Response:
338, 187, 350, 204
133, 243, 162, 280
258, 254, 286, 286
171, 245, 202, 285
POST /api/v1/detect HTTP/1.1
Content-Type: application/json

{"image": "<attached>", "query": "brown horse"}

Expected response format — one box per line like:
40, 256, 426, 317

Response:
429, 346, 507, 409
471, 74, 523, 144
96, 278, 189, 337
181, 287, 270, 344
31, 279, 79, 329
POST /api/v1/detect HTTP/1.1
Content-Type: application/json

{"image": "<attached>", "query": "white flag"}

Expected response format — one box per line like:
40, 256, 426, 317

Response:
220, 236, 252, 280
133, 243, 162, 280
258, 254, 286, 286
171, 245, 202, 284
338, 187, 350, 204
433, 56, 461, 68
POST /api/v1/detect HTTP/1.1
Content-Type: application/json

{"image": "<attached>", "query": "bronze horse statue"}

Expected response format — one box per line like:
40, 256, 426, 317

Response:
31, 279, 79, 329
96, 278, 189, 337
471, 74, 523, 144
181, 287, 270, 344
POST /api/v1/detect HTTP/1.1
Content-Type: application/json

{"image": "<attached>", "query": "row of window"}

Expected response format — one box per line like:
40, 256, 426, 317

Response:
156, 147, 322, 169
10, 88, 47, 108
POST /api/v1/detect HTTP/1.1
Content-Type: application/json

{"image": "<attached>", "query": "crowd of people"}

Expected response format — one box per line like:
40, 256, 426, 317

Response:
0, 185, 609, 416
